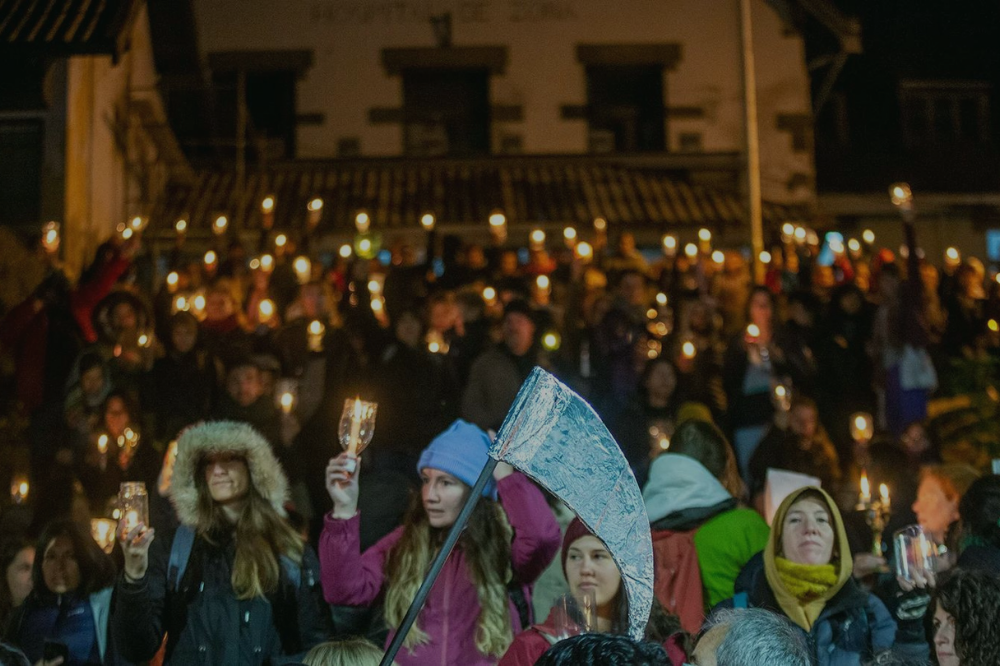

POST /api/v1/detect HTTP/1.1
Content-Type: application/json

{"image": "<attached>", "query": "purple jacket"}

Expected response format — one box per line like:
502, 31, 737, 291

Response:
320, 473, 561, 666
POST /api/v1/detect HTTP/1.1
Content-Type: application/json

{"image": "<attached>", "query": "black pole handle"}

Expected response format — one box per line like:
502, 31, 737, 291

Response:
379, 457, 499, 666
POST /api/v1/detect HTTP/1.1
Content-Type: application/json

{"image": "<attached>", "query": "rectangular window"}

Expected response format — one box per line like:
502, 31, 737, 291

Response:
586, 65, 666, 152
212, 70, 298, 160
402, 68, 490, 157
0, 120, 43, 226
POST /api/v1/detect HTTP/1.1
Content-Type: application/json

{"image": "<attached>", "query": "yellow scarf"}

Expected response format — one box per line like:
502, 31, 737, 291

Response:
773, 557, 839, 629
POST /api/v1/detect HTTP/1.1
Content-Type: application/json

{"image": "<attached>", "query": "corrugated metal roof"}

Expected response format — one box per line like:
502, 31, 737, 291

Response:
0, 0, 134, 55
151, 157, 802, 233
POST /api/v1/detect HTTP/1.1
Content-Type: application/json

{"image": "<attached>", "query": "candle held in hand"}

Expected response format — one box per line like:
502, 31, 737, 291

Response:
348, 397, 362, 457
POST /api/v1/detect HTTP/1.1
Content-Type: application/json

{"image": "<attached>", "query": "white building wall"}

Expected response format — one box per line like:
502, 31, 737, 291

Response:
192, 0, 815, 204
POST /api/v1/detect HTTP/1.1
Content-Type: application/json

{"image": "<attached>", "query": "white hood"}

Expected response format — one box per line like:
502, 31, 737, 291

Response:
642, 453, 733, 524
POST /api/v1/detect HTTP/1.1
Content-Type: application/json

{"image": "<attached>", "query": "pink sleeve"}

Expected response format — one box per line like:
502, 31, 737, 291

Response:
498, 473, 561, 584
319, 512, 403, 606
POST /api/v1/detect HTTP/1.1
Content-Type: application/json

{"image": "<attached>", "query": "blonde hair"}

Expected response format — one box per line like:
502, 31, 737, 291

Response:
194, 460, 304, 599
303, 638, 388, 666
383, 495, 514, 657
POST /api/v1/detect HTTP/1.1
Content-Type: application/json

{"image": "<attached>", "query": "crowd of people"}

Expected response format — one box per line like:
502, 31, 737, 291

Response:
1, 215, 1000, 666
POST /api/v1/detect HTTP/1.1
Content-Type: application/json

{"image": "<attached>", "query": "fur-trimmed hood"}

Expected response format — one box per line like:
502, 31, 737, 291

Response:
171, 421, 288, 527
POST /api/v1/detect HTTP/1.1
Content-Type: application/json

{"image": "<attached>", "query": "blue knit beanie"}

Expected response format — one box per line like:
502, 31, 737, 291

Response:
417, 419, 498, 499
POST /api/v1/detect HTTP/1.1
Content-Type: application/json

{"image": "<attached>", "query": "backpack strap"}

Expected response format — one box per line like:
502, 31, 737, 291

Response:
167, 525, 196, 592
733, 591, 749, 609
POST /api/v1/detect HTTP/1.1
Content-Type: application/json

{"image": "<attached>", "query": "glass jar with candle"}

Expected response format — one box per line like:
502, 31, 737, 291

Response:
338, 398, 378, 473
118, 482, 149, 533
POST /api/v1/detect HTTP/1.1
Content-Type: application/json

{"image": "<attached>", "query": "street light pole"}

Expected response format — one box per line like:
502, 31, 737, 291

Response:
739, 0, 765, 283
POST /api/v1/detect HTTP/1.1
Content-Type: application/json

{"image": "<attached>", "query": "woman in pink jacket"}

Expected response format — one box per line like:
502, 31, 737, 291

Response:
320, 419, 561, 666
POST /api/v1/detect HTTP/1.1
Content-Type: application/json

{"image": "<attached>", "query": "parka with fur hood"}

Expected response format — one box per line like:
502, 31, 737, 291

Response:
112, 421, 331, 666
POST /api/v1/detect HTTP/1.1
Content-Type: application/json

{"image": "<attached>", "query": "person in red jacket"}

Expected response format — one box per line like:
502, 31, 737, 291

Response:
499, 518, 625, 665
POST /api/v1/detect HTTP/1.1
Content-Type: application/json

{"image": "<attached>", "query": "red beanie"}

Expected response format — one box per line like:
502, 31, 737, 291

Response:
561, 517, 595, 574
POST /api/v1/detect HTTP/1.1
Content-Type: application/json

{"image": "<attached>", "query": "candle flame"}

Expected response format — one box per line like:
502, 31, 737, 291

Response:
353, 397, 363, 419
860, 472, 870, 497
746, 324, 761, 338
879, 483, 890, 503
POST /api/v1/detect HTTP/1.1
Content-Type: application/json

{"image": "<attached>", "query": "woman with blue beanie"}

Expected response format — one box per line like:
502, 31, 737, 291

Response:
320, 419, 561, 666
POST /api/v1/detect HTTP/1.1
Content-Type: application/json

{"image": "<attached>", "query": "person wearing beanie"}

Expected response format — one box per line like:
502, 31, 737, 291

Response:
499, 519, 687, 666
113, 421, 331, 665
320, 419, 561, 666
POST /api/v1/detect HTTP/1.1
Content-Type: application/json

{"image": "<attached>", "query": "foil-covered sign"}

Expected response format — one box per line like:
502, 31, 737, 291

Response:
491, 367, 653, 641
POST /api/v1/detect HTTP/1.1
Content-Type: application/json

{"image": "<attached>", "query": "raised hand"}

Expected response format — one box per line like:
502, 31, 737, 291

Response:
118, 522, 155, 581
326, 453, 360, 519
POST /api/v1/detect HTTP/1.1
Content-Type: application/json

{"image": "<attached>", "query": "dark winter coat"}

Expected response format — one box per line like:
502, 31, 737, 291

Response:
112, 528, 330, 666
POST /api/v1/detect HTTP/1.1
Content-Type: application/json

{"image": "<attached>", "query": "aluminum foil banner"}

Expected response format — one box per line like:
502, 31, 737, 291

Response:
491, 367, 653, 641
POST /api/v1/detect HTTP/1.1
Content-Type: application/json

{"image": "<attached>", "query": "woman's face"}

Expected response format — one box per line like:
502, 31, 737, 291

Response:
781, 497, 835, 565
933, 604, 959, 666
104, 396, 130, 438
913, 476, 960, 539
645, 362, 677, 400
565, 535, 622, 611
41, 536, 80, 595
421, 468, 469, 529
5, 547, 34, 606
171, 322, 198, 354
203, 454, 251, 507
749, 291, 772, 327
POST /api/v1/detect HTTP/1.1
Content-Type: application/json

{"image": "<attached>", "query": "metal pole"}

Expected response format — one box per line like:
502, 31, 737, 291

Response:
379, 457, 500, 666
739, 0, 765, 284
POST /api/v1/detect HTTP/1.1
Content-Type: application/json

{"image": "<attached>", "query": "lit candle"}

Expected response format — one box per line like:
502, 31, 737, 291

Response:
280, 392, 294, 415
681, 341, 697, 360
860, 471, 872, 506
258, 299, 275, 324
482, 286, 497, 305
662, 235, 677, 257
421, 213, 435, 231
42, 221, 60, 253
879, 483, 891, 511
212, 215, 228, 236
308, 320, 325, 353
574, 241, 594, 261
293, 256, 311, 284
563, 227, 577, 246
746, 323, 761, 342
10, 479, 28, 504
348, 398, 362, 457
166, 271, 179, 293
97, 434, 109, 455
125, 510, 139, 531
354, 210, 369, 233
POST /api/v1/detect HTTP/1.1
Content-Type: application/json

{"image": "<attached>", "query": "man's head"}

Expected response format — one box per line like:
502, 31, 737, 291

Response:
693, 608, 810, 666
535, 633, 669, 666
226, 361, 264, 407
616, 270, 646, 307
788, 396, 819, 441
502, 300, 536, 357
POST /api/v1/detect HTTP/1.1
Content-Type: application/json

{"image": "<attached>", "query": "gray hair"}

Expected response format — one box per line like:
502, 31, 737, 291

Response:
711, 608, 810, 666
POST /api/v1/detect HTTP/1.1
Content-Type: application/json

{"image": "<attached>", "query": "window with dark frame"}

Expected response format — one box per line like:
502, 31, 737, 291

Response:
0, 120, 43, 226
402, 68, 491, 157
212, 69, 298, 160
900, 82, 991, 147
585, 65, 666, 153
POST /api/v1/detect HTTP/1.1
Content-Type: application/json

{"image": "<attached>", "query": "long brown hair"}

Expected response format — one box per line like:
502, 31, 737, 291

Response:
383, 493, 514, 656
194, 459, 303, 600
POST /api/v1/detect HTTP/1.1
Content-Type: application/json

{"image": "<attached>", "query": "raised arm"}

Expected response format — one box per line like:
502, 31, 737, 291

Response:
497, 472, 561, 584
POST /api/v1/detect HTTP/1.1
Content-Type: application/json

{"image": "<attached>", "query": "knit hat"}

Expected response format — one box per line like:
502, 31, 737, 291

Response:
417, 419, 497, 499
561, 517, 595, 573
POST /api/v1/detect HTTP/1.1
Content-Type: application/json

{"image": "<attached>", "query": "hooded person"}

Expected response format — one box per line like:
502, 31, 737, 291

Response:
320, 419, 561, 666
715, 487, 927, 665
498, 519, 686, 666
112, 421, 331, 665
642, 420, 768, 631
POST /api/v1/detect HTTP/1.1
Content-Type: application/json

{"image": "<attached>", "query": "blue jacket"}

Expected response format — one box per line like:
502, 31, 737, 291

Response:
716, 554, 927, 666
6, 587, 123, 666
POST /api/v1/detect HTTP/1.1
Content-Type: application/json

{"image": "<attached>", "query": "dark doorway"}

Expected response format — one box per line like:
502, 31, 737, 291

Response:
402, 68, 490, 157
586, 65, 666, 152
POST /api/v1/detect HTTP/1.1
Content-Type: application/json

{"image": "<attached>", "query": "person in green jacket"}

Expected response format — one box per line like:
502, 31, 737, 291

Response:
643, 420, 769, 630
